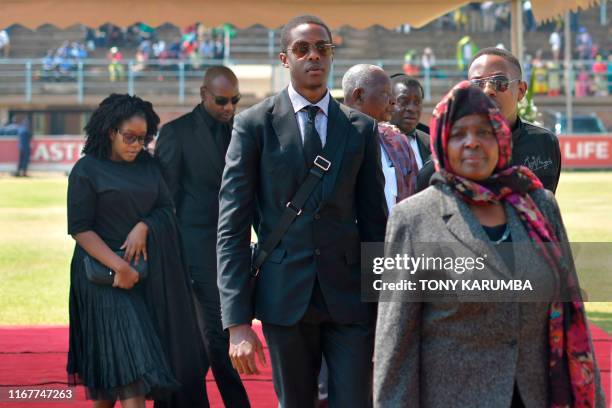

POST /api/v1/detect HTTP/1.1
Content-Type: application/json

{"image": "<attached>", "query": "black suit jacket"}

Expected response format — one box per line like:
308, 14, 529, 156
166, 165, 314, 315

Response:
155, 105, 230, 276
413, 128, 431, 164
217, 88, 388, 328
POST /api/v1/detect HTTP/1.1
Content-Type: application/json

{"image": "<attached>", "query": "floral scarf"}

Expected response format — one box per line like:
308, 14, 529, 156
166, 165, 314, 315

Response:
429, 81, 596, 408
378, 122, 418, 202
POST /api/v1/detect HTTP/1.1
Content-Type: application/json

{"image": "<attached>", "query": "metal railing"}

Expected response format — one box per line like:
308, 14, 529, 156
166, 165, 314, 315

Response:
0, 58, 609, 104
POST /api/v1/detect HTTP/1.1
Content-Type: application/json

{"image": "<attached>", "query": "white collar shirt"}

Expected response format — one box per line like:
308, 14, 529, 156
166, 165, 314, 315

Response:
287, 83, 330, 147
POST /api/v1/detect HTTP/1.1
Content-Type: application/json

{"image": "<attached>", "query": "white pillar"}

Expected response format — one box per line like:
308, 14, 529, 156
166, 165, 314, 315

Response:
510, 0, 524, 67
564, 11, 573, 134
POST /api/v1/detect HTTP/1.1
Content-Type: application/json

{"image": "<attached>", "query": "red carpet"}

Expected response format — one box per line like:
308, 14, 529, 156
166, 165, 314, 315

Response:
0, 323, 276, 407
0, 323, 609, 407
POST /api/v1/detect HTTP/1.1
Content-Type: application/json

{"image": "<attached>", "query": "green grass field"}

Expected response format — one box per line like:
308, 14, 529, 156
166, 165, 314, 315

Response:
0, 172, 611, 331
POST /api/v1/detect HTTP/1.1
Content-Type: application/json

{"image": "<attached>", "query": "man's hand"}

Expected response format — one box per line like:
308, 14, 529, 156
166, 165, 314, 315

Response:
228, 324, 266, 375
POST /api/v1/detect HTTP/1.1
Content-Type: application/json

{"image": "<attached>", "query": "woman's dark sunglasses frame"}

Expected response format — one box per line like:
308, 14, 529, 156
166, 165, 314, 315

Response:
117, 130, 146, 145
287, 41, 335, 59
470, 75, 520, 93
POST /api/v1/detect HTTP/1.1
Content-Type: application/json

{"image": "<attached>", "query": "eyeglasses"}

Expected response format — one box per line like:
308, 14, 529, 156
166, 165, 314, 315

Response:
117, 130, 147, 145
286, 41, 335, 58
206, 88, 241, 106
470, 75, 520, 92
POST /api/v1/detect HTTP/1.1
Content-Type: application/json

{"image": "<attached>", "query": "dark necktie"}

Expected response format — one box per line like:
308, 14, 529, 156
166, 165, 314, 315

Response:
302, 105, 322, 166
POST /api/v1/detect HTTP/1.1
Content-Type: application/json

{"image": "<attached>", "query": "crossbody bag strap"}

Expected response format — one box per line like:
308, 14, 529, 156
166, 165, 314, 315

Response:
252, 154, 331, 276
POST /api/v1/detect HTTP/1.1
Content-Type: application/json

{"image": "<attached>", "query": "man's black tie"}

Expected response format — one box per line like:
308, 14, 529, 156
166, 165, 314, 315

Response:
303, 105, 322, 166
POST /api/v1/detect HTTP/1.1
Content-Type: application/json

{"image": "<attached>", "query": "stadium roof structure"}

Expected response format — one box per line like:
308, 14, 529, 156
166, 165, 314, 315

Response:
0, 0, 603, 30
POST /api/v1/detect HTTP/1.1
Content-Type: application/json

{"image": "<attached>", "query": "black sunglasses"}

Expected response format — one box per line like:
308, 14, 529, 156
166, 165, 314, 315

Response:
206, 88, 241, 106
117, 130, 146, 145
470, 75, 520, 93
287, 41, 335, 58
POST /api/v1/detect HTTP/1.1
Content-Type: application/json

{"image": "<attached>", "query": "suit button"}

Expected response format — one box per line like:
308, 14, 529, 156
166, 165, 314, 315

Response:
509, 339, 518, 347
314, 214, 321, 220
314, 249, 321, 256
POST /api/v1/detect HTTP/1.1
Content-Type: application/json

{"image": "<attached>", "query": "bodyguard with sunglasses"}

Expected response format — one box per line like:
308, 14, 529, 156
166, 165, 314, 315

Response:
418, 48, 562, 194
155, 66, 250, 407
217, 15, 387, 408
468, 47, 561, 193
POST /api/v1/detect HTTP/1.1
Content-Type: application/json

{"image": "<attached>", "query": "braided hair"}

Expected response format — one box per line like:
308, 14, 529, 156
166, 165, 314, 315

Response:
83, 93, 160, 159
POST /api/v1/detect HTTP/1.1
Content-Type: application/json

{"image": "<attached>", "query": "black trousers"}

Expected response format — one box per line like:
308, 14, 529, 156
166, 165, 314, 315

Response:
191, 276, 250, 408
262, 319, 374, 408
17, 146, 30, 173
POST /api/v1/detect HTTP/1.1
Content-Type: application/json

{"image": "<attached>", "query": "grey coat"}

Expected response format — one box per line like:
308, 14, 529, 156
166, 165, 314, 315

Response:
374, 184, 606, 408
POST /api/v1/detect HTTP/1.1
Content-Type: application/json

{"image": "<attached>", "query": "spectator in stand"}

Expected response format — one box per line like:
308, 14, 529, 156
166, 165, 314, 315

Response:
494, 3, 511, 31
0, 29, 10, 58
592, 55, 608, 96
421, 47, 436, 78
576, 27, 593, 60
402, 49, 420, 76
481, 1, 496, 32
42, 50, 58, 81
523, 0, 537, 32
199, 36, 214, 59
107, 46, 125, 82
457, 35, 478, 72
575, 64, 591, 97
213, 36, 224, 60
468, 3, 482, 33
453, 9, 469, 31
547, 61, 562, 96
608, 54, 612, 95
532, 52, 549, 95
549, 29, 562, 62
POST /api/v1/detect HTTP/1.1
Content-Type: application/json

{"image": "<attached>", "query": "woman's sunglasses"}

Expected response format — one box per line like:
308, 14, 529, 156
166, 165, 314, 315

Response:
470, 75, 520, 92
117, 130, 146, 145
206, 88, 241, 106
287, 41, 335, 59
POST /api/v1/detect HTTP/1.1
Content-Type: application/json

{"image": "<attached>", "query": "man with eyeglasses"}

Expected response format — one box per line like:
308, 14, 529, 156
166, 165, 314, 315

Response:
468, 47, 561, 193
155, 65, 250, 407
217, 14, 387, 408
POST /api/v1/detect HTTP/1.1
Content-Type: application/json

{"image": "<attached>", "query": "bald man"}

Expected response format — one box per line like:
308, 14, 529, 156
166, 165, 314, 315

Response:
155, 66, 250, 407
343, 64, 418, 212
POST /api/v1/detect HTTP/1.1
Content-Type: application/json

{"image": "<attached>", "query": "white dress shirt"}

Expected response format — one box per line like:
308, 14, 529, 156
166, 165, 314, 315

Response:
408, 134, 424, 169
287, 83, 329, 147
380, 144, 398, 213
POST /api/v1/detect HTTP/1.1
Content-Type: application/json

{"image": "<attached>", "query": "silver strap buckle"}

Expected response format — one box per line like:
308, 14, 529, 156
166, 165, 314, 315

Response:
313, 155, 331, 171
286, 201, 303, 216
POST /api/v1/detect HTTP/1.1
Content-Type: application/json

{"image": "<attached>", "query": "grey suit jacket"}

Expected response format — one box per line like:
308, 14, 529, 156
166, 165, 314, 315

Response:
374, 184, 606, 408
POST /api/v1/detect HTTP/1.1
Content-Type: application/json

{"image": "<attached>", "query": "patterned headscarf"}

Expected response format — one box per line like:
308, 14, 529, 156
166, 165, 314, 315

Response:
429, 81, 596, 408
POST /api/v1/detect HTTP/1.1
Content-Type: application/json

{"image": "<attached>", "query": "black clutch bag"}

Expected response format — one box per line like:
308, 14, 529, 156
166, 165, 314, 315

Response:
83, 250, 148, 285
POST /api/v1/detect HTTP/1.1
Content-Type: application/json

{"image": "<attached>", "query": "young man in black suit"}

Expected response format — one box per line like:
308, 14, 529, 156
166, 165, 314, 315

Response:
155, 66, 250, 407
217, 15, 387, 408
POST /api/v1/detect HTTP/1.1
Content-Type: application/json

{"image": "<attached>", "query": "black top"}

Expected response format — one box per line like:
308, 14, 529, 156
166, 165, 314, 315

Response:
511, 118, 562, 193
482, 223, 515, 273
68, 153, 171, 249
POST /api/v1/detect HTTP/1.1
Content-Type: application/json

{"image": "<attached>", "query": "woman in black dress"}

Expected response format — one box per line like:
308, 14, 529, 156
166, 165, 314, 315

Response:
67, 94, 209, 408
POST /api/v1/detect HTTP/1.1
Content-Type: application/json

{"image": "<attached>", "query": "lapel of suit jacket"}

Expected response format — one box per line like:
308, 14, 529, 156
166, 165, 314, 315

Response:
270, 89, 308, 184
437, 185, 512, 279
416, 129, 431, 160
504, 203, 530, 280
318, 98, 350, 206
193, 105, 225, 178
